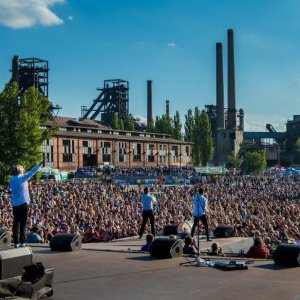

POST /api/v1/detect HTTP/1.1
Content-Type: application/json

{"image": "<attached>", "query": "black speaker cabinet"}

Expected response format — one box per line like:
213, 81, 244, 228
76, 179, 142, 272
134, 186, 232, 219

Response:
0, 247, 33, 279
213, 225, 234, 238
149, 238, 183, 259
50, 233, 82, 252
273, 244, 300, 267
163, 224, 179, 236
0, 231, 11, 250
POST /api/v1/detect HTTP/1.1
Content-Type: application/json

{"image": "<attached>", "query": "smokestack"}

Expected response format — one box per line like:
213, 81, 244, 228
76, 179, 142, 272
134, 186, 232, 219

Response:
216, 43, 225, 129
11, 55, 19, 82
147, 80, 152, 124
166, 100, 170, 116
227, 29, 237, 129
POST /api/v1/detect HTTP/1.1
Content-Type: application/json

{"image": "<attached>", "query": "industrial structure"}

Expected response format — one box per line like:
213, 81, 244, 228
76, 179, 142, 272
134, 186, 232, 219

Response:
81, 79, 129, 127
10, 55, 49, 98
205, 29, 244, 165
147, 80, 153, 124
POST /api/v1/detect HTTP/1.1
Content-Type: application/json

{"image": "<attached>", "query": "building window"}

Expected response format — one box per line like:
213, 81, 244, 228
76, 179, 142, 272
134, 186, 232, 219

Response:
63, 139, 74, 162
82, 140, 93, 154
119, 142, 127, 163
147, 144, 155, 162
172, 145, 179, 163
159, 144, 167, 163
102, 142, 111, 163
41, 139, 54, 167
133, 143, 141, 162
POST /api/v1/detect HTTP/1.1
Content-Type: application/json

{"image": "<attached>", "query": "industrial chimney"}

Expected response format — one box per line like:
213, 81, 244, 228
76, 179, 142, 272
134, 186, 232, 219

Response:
166, 100, 170, 116
11, 55, 19, 82
227, 29, 237, 129
216, 43, 225, 130
147, 80, 153, 124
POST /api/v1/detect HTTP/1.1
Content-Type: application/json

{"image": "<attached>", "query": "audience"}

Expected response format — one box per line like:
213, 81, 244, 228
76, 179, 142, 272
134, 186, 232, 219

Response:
140, 234, 154, 252
246, 237, 270, 259
0, 169, 299, 250
26, 225, 43, 243
183, 236, 197, 255
209, 242, 225, 256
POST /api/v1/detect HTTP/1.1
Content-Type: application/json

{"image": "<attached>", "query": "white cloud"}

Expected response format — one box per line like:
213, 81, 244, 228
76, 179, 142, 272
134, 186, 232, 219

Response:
68, 15, 73, 21
0, 0, 65, 29
167, 42, 176, 48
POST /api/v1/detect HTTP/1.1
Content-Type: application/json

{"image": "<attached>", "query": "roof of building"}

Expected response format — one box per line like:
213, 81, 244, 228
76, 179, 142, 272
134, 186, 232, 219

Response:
46, 116, 192, 145
47, 116, 109, 129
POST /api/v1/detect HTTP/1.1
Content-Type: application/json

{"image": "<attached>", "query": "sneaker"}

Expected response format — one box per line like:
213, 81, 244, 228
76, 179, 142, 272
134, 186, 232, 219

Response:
20, 243, 26, 247
207, 238, 212, 242
15, 244, 20, 248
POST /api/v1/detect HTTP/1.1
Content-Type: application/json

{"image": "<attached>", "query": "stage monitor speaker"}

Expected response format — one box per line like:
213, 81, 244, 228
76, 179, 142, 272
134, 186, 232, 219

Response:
0, 231, 11, 250
149, 238, 183, 259
273, 244, 300, 267
213, 225, 234, 238
0, 247, 33, 279
163, 224, 179, 236
50, 233, 82, 252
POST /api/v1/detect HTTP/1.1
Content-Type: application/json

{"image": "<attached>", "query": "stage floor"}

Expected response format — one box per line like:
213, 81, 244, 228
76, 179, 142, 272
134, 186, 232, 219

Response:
25, 236, 300, 300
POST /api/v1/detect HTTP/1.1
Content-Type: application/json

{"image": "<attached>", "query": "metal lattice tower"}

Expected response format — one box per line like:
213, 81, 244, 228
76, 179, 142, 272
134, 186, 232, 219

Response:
81, 79, 129, 125
10, 56, 49, 97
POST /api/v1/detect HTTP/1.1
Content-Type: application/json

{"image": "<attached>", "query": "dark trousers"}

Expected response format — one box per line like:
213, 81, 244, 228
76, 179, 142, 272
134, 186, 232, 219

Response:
139, 210, 155, 238
13, 203, 28, 244
191, 215, 209, 240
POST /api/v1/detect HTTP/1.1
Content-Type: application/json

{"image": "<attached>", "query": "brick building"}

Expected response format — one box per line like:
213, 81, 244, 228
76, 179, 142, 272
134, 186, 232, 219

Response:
41, 117, 192, 171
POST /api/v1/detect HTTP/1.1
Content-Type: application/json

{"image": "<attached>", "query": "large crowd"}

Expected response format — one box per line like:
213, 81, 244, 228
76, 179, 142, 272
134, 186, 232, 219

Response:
1, 169, 300, 248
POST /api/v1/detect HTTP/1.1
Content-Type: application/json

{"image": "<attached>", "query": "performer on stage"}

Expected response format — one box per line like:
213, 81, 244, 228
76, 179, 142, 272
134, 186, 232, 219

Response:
139, 187, 156, 239
191, 187, 212, 241
10, 160, 45, 248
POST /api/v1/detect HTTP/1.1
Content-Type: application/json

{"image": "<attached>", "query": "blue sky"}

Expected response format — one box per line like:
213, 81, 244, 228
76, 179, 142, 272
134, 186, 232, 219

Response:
1, 0, 300, 132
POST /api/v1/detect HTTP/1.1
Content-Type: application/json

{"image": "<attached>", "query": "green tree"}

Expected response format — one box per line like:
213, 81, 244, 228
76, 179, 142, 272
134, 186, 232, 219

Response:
198, 110, 213, 165
155, 115, 173, 135
184, 109, 194, 142
172, 111, 183, 140
123, 113, 135, 131
293, 138, 300, 165
146, 118, 155, 133
227, 152, 241, 168
111, 112, 120, 130
192, 107, 202, 165
0, 83, 56, 182
242, 151, 266, 174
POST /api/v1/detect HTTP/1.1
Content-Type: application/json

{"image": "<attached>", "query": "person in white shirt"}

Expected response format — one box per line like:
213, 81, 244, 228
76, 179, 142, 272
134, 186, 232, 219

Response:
191, 187, 212, 242
10, 161, 45, 248
139, 187, 156, 239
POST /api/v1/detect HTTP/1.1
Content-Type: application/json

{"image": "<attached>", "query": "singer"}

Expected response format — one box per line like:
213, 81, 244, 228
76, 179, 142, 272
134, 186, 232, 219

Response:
191, 187, 212, 242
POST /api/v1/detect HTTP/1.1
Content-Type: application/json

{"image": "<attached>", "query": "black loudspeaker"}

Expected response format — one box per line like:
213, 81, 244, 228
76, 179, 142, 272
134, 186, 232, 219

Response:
213, 225, 234, 238
0, 247, 33, 279
0, 231, 11, 250
273, 244, 300, 267
50, 234, 82, 252
149, 238, 183, 259
163, 224, 179, 236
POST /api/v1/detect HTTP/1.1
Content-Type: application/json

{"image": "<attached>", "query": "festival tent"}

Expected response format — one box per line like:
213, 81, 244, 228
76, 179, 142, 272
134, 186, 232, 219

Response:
40, 166, 62, 181
196, 166, 229, 175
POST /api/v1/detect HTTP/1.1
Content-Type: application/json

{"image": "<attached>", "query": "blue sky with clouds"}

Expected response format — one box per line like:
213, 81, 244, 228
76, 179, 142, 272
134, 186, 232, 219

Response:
1, 0, 300, 131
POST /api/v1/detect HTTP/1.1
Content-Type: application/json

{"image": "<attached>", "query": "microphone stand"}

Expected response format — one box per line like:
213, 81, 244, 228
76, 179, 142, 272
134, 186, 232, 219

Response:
180, 194, 208, 267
